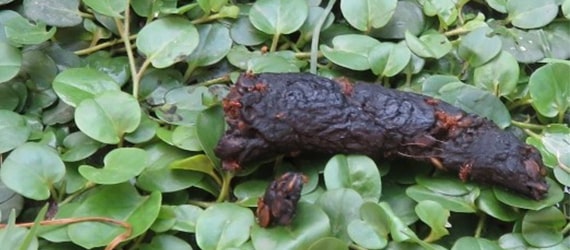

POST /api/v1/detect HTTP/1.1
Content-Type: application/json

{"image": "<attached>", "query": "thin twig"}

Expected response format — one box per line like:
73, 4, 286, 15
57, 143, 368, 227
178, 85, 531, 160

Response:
0, 217, 132, 250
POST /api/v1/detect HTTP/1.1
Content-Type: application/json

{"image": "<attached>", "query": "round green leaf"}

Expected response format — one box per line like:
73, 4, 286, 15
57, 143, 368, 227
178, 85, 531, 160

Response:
187, 23, 232, 67
136, 142, 205, 193
79, 148, 149, 184
494, 178, 563, 210
151, 204, 203, 233
234, 180, 268, 207
406, 185, 478, 213
0, 110, 30, 154
415, 200, 449, 242
22, 0, 81, 27
420, 0, 457, 27
0, 80, 23, 111
171, 125, 202, 151
136, 17, 199, 68
507, 0, 558, 29
347, 219, 388, 249
124, 113, 157, 144
4, 15, 56, 46
153, 86, 210, 126
197, 0, 227, 13
563, 0, 570, 19
476, 189, 519, 222
83, 0, 126, 17
169, 154, 215, 176
529, 63, 570, 118
248, 54, 301, 73
451, 237, 502, 250
370, 1, 424, 39
381, 183, 418, 225
251, 202, 331, 250
324, 154, 382, 202
500, 28, 544, 63
498, 233, 529, 249
0, 43, 21, 83
299, 6, 335, 41
487, 0, 507, 13
340, 0, 397, 31
141, 235, 193, 250
68, 184, 161, 248
415, 176, 472, 196
321, 34, 381, 70
249, 0, 309, 35
53, 67, 120, 107
196, 105, 225, 168
375, 202, 418, 242
473, 51, 519, 96
405, 30, 452, 59
553, 156, 570, 186
522, 206, 566, 247
196, 203, 254, 250
308, 237, 349, 250
230, 16, 269, 46
368, 42, 412, 77
316, 189, 364, 241
458, 26, 502, 67
75, 91, 141, 144
0, 142, 65, 200
84, 54, 130, 87
0, 178, 24, 224
61, 131, 101, 162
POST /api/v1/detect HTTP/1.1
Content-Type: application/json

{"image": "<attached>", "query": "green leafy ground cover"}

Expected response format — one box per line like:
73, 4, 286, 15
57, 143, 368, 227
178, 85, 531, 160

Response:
1, 0, 570, 249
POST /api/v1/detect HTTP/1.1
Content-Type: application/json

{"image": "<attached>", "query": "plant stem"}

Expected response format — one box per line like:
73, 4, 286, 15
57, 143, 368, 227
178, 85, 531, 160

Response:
511, 120, 546, 130
507, 98, 532, 110
444, 26, 470, 37
349, 244, 368, 250
114, 2, 140, 99
523, 129, 542, 139
0, 217, 132, 250
191, 12, 225, 25
270, 32, 280, 52
296, 51, 321, 59
183, 63, 197, 83
561, 221, 570, 235
474, 213, 486, 238
188, 200, 215, 208
310, 0, 336, 74
195, 75, 231, 87
60, 182, 96, 205
132, 58, 153, 98
74, 35, 137, 55
208, 170, 223, 186
216, 171, 234, 202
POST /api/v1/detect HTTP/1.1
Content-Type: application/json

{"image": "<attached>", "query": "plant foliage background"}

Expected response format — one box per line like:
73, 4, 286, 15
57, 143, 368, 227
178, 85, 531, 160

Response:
1, 0, 570, 249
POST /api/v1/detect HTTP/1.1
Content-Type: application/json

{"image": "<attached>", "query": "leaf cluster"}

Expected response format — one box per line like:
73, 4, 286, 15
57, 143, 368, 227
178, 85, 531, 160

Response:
1, 0, 570, 249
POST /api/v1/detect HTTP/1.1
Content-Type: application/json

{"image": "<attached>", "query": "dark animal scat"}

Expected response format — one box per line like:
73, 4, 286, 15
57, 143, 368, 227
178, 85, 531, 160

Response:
257, 172, 307, 227
215, 73, 548, 200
